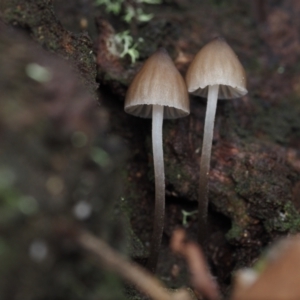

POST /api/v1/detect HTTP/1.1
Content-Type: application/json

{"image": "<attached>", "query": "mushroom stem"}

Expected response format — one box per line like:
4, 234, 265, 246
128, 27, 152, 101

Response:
198, 84, 219, 244
147, 104, 165, 272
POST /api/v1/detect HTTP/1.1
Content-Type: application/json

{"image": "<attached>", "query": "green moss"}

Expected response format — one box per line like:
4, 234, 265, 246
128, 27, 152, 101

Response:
264, 201, 300, 233
95, 0, 162, 24
225, 200, 251, 240
226, 222, 244, 241
181, 209, 197, 226
229, 96, 300, 145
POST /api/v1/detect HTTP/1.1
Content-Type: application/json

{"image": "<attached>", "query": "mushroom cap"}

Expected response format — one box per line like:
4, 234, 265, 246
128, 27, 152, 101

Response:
124, 48, 190, 119
186, 37, 248, 99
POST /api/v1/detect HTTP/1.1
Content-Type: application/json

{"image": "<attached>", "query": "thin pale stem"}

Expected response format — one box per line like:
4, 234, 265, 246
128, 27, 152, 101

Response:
147, 104, 165, 273
198, 85, 219, 245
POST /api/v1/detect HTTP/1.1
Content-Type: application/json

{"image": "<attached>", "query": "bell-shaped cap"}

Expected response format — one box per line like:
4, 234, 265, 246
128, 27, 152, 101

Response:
124, 48, 190, 119
186, 37, 248, 99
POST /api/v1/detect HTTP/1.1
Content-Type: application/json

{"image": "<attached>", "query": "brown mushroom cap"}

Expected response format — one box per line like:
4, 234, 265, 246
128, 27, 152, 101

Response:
186, 37, 248, 99
124, 48, 190, 119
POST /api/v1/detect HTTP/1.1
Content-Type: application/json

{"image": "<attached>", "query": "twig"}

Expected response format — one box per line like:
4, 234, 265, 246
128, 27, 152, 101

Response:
77, 229, 192, 300
170, 229, 220, 300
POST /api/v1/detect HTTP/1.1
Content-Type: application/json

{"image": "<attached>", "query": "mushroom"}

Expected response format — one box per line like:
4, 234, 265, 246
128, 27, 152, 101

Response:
185, 37, 247, 243
125, 48, 189, 272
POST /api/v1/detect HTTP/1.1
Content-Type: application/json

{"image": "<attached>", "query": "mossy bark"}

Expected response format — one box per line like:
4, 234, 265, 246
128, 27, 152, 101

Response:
2, 0, 300, 299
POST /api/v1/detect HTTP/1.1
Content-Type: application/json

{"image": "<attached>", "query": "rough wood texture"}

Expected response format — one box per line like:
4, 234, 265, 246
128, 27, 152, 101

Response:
2, 0, 300, 298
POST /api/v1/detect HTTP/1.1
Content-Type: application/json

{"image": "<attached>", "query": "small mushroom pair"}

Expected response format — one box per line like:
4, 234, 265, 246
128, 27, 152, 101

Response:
124, 37, 247, 272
